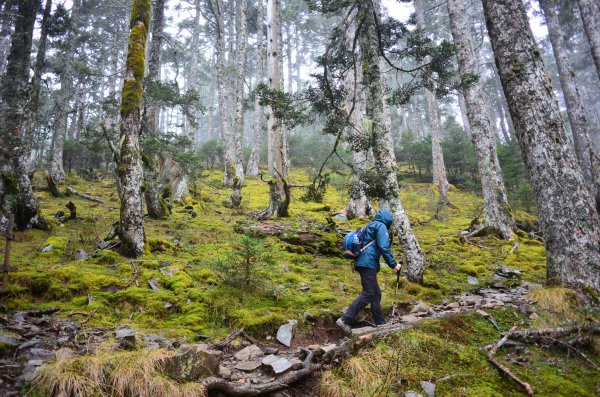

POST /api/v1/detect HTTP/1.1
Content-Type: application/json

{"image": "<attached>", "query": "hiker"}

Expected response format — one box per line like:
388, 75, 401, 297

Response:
337, 209, 402, 335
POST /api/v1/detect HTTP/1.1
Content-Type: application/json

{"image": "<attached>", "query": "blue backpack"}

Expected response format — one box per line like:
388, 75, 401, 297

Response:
342, 226, 376, 259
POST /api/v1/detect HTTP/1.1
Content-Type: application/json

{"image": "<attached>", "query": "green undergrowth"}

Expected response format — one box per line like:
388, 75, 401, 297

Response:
6, 168, 548, 340
321, 309, 600, 397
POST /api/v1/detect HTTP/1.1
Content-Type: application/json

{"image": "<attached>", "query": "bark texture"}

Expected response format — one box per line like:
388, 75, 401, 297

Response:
482, 0, 600, 292
359, 1, 425, 283
415, 0, 449, 203
577, 0, 600, 82
447, 0, 515, 239
0, 0, 45, 230
143, 0, 168, 219
540, 0, 600, 211
117, 0, 151, 257
247, 0, 265, 178
49, 0, 81, 184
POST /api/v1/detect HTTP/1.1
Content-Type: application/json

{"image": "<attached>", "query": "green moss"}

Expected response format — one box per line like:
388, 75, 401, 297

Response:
129, 0, 151, 32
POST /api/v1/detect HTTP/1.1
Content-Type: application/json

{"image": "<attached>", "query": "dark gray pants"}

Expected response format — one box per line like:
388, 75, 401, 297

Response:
341, 267, 385, 325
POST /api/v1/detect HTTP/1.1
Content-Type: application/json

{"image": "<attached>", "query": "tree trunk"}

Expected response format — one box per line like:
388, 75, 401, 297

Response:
261, 0, 289, 218
49, 0, 81, 184
117, 0, 151, 257
577, 0, 600, 82
482, 0, 600, 292
0, 0, 47, 231
142, 0, 168, 219
227, 0, 249, 207
540, 0, 600, 211
457, 93, 471, 136
0, 0, 13, 76
415, 0, 449, 203
247, 0, 265, 178
447, 0, 515, 240
359, 0, 426, 283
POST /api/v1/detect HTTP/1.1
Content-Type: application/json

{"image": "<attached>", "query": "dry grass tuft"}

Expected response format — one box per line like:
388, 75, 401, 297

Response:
32, 347, 206, 397
528, 287, 577, 314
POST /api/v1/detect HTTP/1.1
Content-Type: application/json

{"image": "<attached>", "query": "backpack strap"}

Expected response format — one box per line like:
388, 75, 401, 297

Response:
360, 239, 376, 252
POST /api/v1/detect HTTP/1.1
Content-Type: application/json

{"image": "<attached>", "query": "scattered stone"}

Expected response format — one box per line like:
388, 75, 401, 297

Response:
148, 277, 161, 292
298, 283, 310, 292
321, 344, 337, 353
525, 282, 543, 291
529, 312, 539, 320
115, 328, 136, 350
55, 348, 73, 360
476, 309, 490, 318
262, 354, 293, 374
400, 314, 419, 323
219, 365, 232, 379
97, 241, 110, 250
160, 345, 222, 380
283, 266, 290, 273
445, 302, 460, 309
467, 276, 479, 285
235, 360, 262, 372
303, 311, 316, 322
420, 380, 436, 397
276, 320, 297, 347
164, 302, 174, 311
234, 344, 264, 361
405, 392, 424, 397
495, 266, 522, 279
410, 301, 430, 314
460, 230, 469, 235
27, 348, 55, 362
41, 245, 54, 252
0, 336, 19, 348
77, 249, 89, 260
160, 267, 179, 278
264, 347, 279, 355
333, 213, 348, 221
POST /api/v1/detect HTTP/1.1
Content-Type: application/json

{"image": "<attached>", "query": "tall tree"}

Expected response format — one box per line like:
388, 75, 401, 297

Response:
0, 0, 46, 230
226, 0, 249, 208
49, 0, 81, 185
482, 0, 600, 292
247, 0, 265, 178
447, 0, 514, 239
359, 0, 426, 283
576, 0, 600, 82
117, 0, 151, 257
540, 0, 600, 210
415, 0, 449, 203
142, 0, 168, 219
260, 0, 289, 218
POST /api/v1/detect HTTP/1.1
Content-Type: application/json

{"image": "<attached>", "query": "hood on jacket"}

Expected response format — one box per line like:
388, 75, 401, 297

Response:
374, 209, 393, 228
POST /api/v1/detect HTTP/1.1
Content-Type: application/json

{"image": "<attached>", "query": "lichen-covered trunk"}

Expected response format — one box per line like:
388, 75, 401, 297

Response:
359, 1, 425, 283
577, 0, 600, 82
117, 0, 151, 257
0, 0, 46, 231
0, 1, 12, 76
447, 0, 514, 240
142, 0, 167, 219
49, 0, 80, 184
540, 0, 600, 211
263, 0, 288, 217
247, 0, 265, 178
457, 93, 470, 136
345, 9, 373, 220
482, 0, 600, 292
415, 0, 449, 202
226, 0, 249, 207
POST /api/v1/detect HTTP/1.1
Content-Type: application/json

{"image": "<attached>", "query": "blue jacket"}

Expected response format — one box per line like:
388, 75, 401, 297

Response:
355, 210, 397, 272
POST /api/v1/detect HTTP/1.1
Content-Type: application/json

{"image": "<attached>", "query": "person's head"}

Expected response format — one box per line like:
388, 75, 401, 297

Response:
374, 209, 393, 229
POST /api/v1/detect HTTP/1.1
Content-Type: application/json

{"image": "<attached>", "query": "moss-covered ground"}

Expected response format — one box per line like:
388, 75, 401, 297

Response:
3, 169, 599, 395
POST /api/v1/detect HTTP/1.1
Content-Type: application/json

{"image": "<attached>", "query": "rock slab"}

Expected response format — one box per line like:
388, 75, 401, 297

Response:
276, 320, 298, 347
160, 345, 222, 381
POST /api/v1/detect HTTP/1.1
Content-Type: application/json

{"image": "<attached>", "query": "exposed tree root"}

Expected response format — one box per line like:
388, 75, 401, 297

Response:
201, 349, 319, 396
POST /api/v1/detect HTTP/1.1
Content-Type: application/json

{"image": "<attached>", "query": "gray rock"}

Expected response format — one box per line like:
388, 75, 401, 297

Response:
148, 277, 161, 291
77, 249, 89, 260
264, 347, 279, 355
400, 314, 419, 323
529, 312, 539, 320
283, 266, 290, 273
445, 302, 460, 309
262, 354, 293, 374
495, 266, 522, 279
235, 360, 262, 372
321, 344, 337, 353
160, 267, 179, 278
219, 365, 232, 379
303, 311, 316, 322
420, 380, 436, 397
97, 241, 111, 250
41, 245, 54, 252
276, 320, 297, 347
333, 214, 348, 221
55, 348, 73, 359
0, 336, 19, 347
298, 283, 310, 292
115, 328, 136, 350
467, 276, 479, 285
410, 301, 430, 314
27, 348, 55, 362
405, 392, 424, 397
160, 345, 222, 380
234, 344, 264, 361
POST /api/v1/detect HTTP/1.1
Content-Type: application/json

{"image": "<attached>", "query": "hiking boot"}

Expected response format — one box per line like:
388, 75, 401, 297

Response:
336, 318, 352, 336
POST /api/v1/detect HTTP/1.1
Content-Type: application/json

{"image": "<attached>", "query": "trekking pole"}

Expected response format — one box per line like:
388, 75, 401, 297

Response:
390, 263, 402, 321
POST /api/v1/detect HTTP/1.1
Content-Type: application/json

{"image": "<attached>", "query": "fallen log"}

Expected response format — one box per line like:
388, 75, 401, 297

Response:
502, 323, 600, 339
202, 349, 319, 396
66, 186, 105, 203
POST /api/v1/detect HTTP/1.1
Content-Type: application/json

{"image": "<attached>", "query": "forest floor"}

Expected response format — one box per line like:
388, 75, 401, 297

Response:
1, 167, 599, 396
